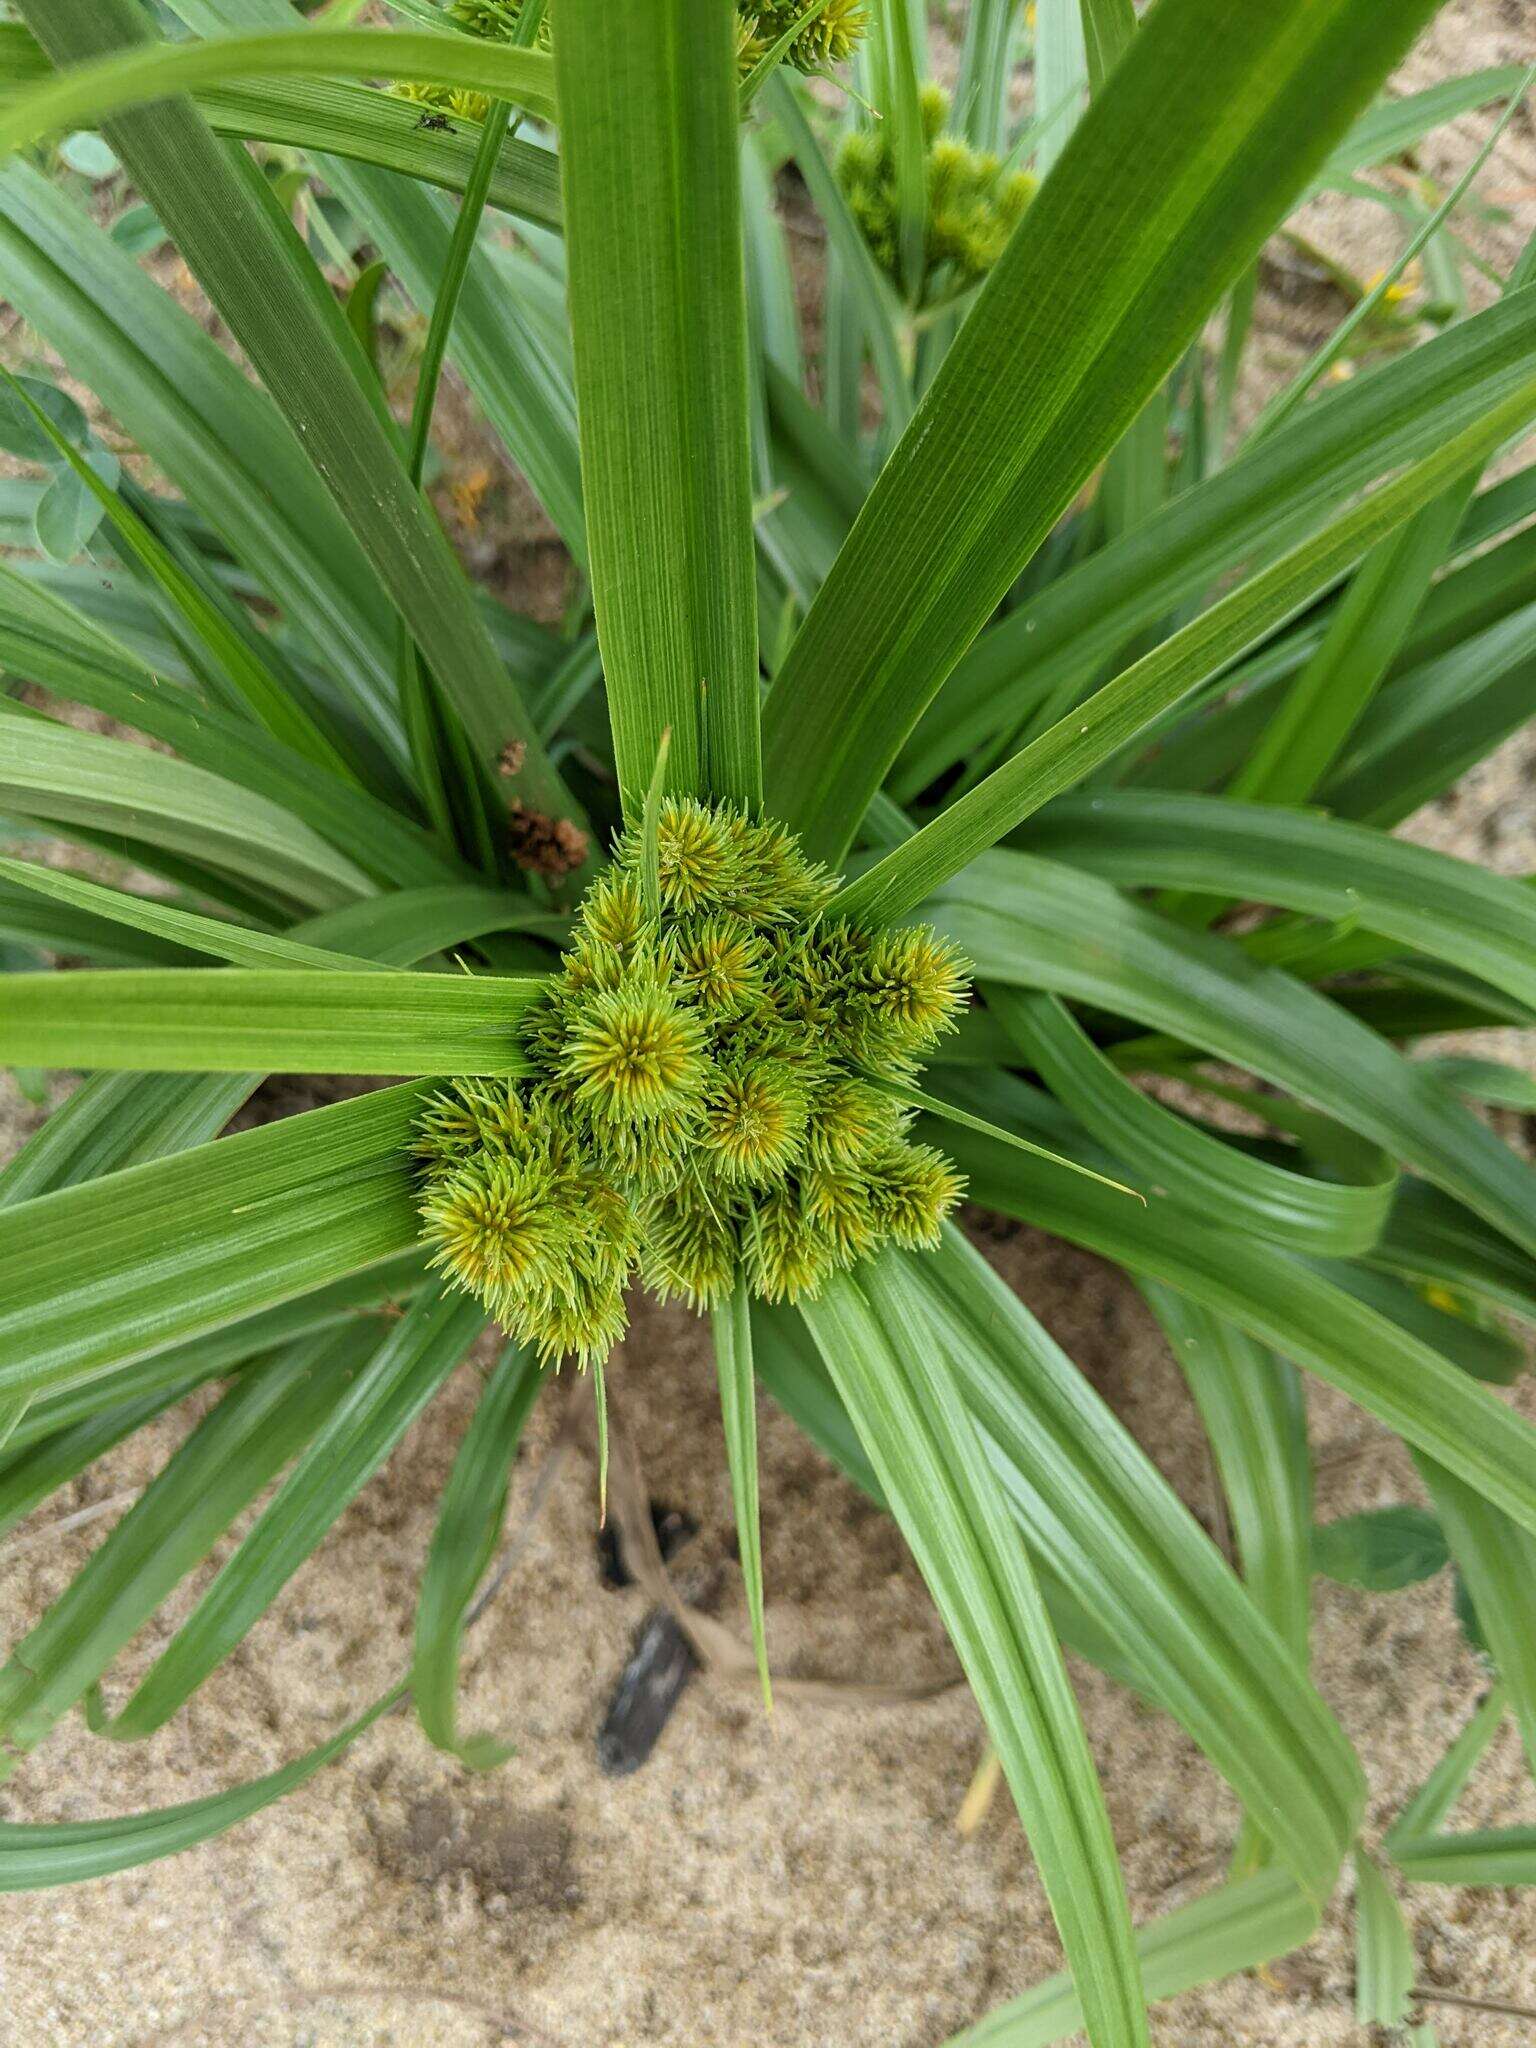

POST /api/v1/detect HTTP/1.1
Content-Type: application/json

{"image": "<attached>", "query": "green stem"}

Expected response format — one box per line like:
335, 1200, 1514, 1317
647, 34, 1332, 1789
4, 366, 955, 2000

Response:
396, 95, 516, 854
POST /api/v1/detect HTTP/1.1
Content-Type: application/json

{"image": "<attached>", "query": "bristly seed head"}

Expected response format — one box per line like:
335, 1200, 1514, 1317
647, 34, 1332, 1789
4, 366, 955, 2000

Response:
413, 800, 968, 1365
396, 2, 867, 124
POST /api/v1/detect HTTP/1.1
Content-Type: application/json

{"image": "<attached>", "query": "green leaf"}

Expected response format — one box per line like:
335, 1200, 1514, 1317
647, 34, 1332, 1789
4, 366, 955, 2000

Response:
762, 0, 1447, 865
1027, 792, 1536, 1016
1226, 485, 1474, 809
1316, 1260, 1524, 1390
896, 289, 1536, 799
0, 1684, 401, 1891
0, 359, 352, 778
196, 78, 563, 228
991, 987, 1395, 1258
802, 1258, 1149, 2048
876, 0, 929, 304
912, 1228, 1363, 1905
0, 714, 373, 913
413, 1341, 540, 1769
0, 968, 542, 1074
875, 1069, 1144, 1205
31, 445, 116, 561
952, 0, 1016, 155
1375, 1178, 1536, 1331
1389, 1830, 1536, 1887
1033, 0, 1087, 178
0, 1073, 255, 1208
1312, 1508, 1449, 1592
0, 370, 90, 459
16, 1, 582, 845
1324, 597, 1536, 827
0, 1375, 200, 1545
318, 157, 584, 563
0, 1327, 375, 1767
0, 885, 543, 1217
931, 1093, 1536, 1548
0, 28, 556, 155
1252, 61, 1536, 440
834, 377, 1536, 926
0, 858, 383, 971
0, 158, 403, 751
925, 851, 1536, 1262
943, 1867, 1316, 2048
91, 1285, 483, 1741
0, 876, 185, 970
0, 559, 460, 892
1416, 1458, 1536, 1780
1386, 1686, 1508, 1851
1353, 1850, 1417, 2031
1081, 0, 1136, 95
1140, 1286, 1311, 1664
1315, 66, 1531, 189
555, 0, 759, 816
0, 1081, 427, 1400
712, 1274, 771, 1712
1422, 1055, 1536, 1113
0, 1255, 425, 1463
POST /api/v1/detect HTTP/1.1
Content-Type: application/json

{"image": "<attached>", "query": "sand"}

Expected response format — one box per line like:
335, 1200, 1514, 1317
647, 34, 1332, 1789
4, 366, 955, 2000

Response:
3, 4, 1536, 2042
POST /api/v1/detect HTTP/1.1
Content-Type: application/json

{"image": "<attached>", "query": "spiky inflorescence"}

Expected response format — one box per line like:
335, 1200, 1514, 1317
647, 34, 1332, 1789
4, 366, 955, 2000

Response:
414, 803, 967, 1364
739, 0, 869, 74
396, 0, 866, 117
836, 83, 1036, 302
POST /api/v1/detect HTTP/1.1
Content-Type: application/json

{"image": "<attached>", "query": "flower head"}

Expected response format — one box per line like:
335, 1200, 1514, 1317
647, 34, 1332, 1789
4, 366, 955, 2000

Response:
413, 799, 967, 1364
837, 84, 1038, 302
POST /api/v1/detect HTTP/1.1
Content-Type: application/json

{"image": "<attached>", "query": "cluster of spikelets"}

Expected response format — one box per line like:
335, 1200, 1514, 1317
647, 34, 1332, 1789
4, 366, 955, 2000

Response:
837, 83, 1036, 301
736, 0, 868, 77
414, 802, 969, 1365
393, 0, 549, 126
394, 0, 867, 125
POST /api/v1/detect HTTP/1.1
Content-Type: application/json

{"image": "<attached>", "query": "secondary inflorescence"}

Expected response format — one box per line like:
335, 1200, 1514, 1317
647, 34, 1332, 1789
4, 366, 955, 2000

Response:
837, 83, 1036, 302
395, 0, 868, 126
736, 0, 868, 77
414, 802, 968, 1365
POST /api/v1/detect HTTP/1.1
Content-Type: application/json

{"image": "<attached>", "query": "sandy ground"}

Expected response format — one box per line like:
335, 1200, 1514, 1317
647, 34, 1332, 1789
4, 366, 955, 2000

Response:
4, 3, 1536, 2043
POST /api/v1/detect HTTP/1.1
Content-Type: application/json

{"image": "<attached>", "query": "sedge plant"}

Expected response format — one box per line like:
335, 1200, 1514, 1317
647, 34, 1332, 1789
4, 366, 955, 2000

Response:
1, 1, 1535, 2041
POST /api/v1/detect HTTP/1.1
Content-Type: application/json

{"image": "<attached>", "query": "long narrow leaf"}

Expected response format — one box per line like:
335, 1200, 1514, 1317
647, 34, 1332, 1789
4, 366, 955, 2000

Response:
0, 860, 381, 972
0, 159, 402, 748
803, 1261, 1148, 2048
0, 28, 556, 150
933, 1094, 1536, 1545
762, 0, 1445, 864
992, 987, 1394, 1257
712, 1275, 771, 1710
0, 968, 542, 1075
836, 380, 1536, 926
927, 851, 1536, 1261
93, 1285, 484, 1739
0, 715, 372, 912
944, 1868, 1316, 2048
0, 1685, 401, 1891
413, 1341, 540, 1768
1027, 791, 1536, 1015
913, 1227, 1362, 1903
1416, 1457, 1536, 1781
16, 1, 582, 845
555, 0, 759, 815
895, 289, 1536, 797
0, 1328, 372, 1770
0, 1082, 427, 1399
1140, 1286, 1312, 1665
